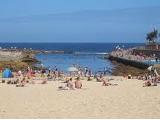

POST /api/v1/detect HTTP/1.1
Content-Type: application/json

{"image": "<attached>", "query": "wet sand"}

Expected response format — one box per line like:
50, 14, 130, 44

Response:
0, 77, 160, 119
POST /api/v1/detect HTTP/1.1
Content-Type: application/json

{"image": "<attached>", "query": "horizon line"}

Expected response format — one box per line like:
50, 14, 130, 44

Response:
0, 42, 144, 44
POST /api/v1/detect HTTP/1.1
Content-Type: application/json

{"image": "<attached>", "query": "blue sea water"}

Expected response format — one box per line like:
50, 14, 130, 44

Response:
0, 43, 143, 73
0, 43, 143, 52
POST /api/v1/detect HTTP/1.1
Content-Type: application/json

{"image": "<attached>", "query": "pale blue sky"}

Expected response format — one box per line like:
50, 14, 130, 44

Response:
0, 0, 160, 43
1, 0, 160, 17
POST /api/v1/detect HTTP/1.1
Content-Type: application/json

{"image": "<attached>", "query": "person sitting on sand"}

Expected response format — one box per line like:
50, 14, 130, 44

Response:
153, 78, 157, 86
128, 75, 132, 79
102, 78, 110, 86
47, 72, 53, 80
96, 75, 103, 82
156, 76, 160, 83
16, 77, 26, 87
75, 77, 82, 89
41, 69, 46, 78
143, 80, 151, 87
66, 78, 74, 90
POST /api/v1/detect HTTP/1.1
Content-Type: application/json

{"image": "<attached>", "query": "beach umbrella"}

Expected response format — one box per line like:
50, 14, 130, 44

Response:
147, 66, 153, 71
67, 67, 78, 72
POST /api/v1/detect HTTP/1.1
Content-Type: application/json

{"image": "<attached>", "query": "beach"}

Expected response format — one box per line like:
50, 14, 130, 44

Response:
0, 77, 160, 119
1, 0, 160, 119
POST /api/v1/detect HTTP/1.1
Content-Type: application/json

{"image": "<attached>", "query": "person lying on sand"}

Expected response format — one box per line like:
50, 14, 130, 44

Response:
58, 79, 75, 90
102, 78, 118, 86
41, 79, 47, 84
58, 86, 70, 90
143, 80, 152, 87
7, 78, 19, 84
75, 77, 82, 89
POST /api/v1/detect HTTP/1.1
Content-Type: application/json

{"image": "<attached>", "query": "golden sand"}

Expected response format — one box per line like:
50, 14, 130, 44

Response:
0, 76, 160, 118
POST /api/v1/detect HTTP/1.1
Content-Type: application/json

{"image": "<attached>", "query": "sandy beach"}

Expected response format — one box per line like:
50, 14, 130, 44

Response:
0, 76, 160, 119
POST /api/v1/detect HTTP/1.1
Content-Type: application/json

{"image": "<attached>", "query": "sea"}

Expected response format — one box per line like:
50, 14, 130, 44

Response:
0, 43, 143, 74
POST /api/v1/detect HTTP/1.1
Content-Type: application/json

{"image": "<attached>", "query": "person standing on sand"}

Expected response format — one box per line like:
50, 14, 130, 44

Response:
75, 77, 82, 89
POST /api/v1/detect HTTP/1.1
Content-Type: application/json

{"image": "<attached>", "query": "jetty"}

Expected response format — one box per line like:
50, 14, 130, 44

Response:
107, 29, 160, 70
108, 55, 150, 69
107, 46, 154, 69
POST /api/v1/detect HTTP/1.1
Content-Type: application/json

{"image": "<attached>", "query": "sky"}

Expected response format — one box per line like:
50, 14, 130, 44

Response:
0, 0, 160, 43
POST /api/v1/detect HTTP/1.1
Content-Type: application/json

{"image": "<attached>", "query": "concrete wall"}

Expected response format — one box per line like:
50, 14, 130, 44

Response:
108, 55, 149, 69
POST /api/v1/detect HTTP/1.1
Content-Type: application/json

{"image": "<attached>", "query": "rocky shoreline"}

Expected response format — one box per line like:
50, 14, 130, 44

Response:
0, 47, 150, 76
0, 49, 39, 70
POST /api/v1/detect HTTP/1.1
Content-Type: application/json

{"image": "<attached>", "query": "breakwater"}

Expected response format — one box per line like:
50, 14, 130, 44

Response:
108, 55, 150, 69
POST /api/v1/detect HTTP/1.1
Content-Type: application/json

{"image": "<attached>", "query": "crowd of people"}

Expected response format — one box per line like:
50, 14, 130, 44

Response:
110, 47, 160, 87
123, 66, 160, 87
1, 62, 160, 89
0, 65, 115, 90
137, 68, 160, 87
111, 48, 156, 62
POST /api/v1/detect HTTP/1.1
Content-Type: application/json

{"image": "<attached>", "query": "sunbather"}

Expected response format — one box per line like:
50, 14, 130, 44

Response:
67, 78, 74, 89
41, 79, 47, 84
75, 77, 82, 89
102, 78, 118, 86
16, 79, 26, 87
58, 79, 74, 90
143, 80, 151, 87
